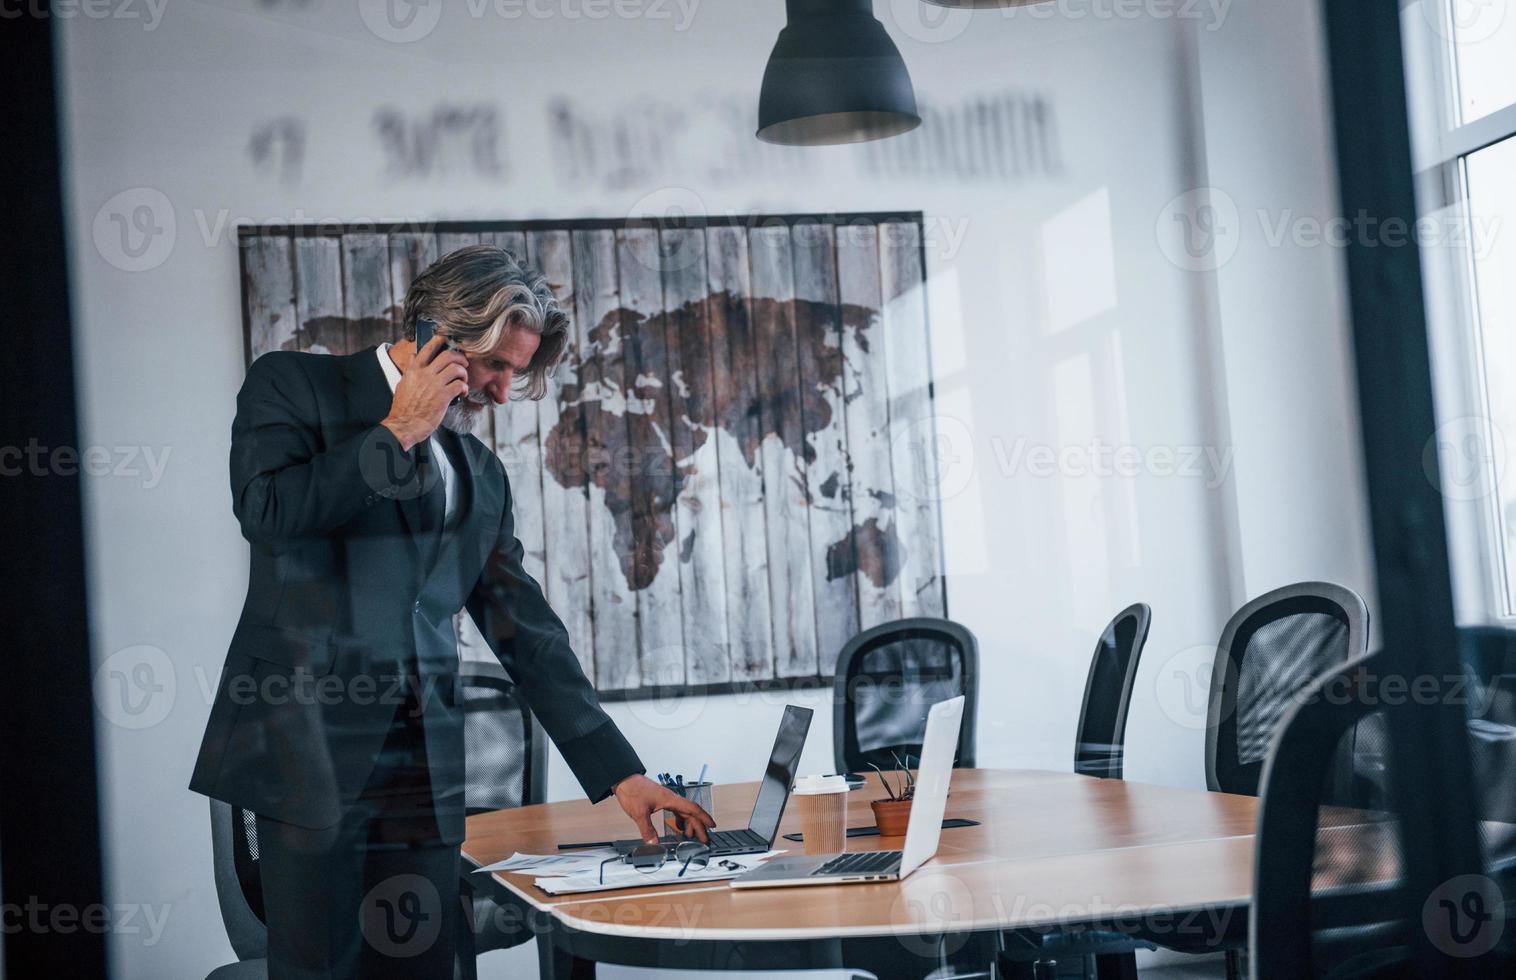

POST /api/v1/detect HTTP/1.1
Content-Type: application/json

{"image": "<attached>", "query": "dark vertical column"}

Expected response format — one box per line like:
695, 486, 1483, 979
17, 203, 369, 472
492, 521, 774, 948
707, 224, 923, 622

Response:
0, 14, 110, 979
1319, 1, 1484, 976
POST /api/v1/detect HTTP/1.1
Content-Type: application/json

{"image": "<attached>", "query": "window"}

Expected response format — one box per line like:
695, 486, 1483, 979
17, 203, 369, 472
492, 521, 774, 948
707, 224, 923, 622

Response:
1406, 0, 1516, 619
1445, 0, 1516, 123
1462, 137, 1516, 613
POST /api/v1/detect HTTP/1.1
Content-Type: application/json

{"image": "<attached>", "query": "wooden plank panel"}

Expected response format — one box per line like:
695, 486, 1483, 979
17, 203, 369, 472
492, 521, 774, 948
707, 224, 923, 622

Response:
389, 231, 439, 327
661, 227, 730, 686
438, 231, 482, 256
748, 224, 820, 678
879, 221, 945, 618
573, 228, 639, 691
340, 233, 394, 353
293, 236, 345, 355
616, 227, 685, 687
484, 230, 527, 263
526, 231, 595, 680
705, 226, 774, 682
243, 236, 296, 363
240, 217, 944, 696
791, 222, 860, 668
836, 224, 903, 628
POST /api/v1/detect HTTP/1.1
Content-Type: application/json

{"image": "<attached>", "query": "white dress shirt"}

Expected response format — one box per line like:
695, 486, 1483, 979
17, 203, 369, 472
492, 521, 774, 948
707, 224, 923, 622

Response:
378, 343, 460, 528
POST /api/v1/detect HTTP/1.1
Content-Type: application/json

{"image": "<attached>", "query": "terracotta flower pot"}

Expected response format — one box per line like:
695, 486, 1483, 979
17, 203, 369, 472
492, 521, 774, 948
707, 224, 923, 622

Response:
871, 798, 913, 838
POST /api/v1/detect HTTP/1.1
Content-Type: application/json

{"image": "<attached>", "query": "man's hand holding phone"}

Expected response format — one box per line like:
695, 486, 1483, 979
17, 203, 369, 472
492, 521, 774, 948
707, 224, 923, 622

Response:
381, 335, 468, 451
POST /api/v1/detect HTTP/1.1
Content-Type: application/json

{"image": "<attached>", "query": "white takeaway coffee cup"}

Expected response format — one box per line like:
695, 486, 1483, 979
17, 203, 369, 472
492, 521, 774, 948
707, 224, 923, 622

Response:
791, 774, 850, 855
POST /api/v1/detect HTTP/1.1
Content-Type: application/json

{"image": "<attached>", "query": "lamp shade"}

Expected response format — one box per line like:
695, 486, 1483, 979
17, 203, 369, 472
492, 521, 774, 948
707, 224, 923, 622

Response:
757, 0, 921, 146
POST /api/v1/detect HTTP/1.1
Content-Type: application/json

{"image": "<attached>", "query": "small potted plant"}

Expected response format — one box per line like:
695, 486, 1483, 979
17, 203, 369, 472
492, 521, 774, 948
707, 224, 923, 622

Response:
868, 752, 917, 837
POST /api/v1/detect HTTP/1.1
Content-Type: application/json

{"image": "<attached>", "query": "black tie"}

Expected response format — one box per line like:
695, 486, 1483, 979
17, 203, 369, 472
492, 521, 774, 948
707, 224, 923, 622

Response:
416, 438, 445, 538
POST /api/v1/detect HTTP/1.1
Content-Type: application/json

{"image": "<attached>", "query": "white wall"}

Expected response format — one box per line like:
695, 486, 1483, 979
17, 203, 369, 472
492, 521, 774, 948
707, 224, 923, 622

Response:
55, 1, 1371, 977
1190, 0, 1378, 621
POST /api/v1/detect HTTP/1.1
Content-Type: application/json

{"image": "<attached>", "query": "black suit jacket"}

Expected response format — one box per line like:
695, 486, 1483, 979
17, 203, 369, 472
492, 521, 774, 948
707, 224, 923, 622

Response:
190, 347, 642, 842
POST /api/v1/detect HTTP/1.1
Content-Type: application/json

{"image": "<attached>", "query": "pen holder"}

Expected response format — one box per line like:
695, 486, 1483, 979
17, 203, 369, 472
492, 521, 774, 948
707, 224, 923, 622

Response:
663, 781, 713, 837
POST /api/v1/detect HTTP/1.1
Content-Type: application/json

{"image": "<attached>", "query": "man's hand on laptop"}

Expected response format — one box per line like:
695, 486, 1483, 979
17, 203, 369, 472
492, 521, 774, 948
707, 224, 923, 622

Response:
612, 773, 716, 845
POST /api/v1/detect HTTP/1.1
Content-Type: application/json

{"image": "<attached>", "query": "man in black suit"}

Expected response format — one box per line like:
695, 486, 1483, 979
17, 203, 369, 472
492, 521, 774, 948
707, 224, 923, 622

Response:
191, 245, 713, 978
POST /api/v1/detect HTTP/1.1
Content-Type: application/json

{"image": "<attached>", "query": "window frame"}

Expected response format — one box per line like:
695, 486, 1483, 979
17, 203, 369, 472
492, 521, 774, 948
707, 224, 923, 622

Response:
1403, 0, 1516, 622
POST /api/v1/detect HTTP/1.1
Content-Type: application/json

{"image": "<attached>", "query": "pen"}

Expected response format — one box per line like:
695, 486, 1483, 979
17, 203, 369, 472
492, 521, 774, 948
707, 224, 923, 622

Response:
696, 763, 708, 786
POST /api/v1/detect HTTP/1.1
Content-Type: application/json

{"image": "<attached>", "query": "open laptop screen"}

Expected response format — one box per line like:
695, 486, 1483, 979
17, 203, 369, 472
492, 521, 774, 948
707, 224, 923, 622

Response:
747, 705, 814, 842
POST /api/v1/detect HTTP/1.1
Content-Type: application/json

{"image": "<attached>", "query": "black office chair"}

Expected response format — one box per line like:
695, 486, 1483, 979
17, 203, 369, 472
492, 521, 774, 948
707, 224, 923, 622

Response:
206, 801, 269, 979
1206, 581, 1370, 797
206, 660, 547, 980
1251, 650, 1416, 979
458, 659, 549, 980
830, 618, 984, 978
1075, 602, 1152, 781
833, 617, 979, 773
999, 604, 1155, 980
1137, 582, 1370, 978
1252, 632, 1516, 978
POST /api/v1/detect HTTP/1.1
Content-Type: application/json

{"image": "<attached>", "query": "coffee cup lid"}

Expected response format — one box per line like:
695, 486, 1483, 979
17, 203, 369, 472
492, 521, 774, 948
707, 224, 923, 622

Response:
791, 774, 850, 795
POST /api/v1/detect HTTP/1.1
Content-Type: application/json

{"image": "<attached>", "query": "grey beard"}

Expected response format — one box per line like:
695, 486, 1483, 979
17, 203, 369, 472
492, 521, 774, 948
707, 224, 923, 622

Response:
440, 393, 489, 434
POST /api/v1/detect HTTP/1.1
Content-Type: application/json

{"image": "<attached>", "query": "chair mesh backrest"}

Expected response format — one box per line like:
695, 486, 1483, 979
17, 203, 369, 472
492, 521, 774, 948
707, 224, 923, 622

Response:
1208, 583, 1368, 796
463, 669, 543, 813
834, 618, 978, 772
232, 807, 266, 925
1074, 603, 1151, 779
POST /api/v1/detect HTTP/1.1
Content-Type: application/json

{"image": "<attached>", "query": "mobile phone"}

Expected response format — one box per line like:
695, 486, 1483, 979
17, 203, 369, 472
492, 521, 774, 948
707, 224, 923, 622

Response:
414, 317, 465, 406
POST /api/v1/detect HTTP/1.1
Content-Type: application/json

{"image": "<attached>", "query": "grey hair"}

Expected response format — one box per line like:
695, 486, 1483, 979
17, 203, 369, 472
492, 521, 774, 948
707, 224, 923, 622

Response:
400, 244, 570, 400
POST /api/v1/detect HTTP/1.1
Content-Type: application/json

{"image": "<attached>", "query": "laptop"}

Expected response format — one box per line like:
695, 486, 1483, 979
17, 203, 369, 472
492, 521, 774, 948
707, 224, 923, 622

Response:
612, 704, 813, 857
730, 695, 964, 888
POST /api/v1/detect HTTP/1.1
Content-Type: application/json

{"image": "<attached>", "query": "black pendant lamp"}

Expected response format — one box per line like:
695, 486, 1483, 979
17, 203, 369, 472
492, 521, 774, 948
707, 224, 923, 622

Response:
756, 0, 921, 146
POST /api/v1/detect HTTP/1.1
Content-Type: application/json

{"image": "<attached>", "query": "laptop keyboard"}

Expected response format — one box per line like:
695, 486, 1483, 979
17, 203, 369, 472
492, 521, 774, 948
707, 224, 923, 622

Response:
707, 828, 767, 851
810, 850, 903, 877
659, 827, 767, 852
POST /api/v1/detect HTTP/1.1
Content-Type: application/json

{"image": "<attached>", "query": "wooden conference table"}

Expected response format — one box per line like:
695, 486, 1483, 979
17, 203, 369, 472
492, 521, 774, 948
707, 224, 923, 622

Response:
462, 768, 1282, 977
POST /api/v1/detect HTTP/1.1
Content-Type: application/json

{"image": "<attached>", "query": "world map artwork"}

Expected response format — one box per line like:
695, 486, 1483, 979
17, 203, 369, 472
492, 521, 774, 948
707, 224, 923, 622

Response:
239, 217, 945, 698
545, 291, 902, 597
